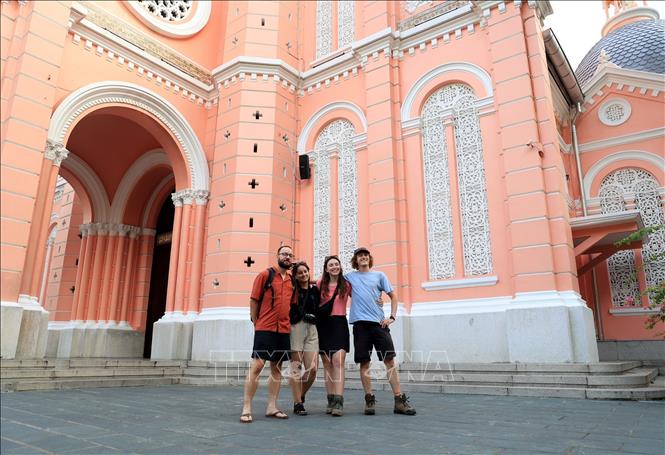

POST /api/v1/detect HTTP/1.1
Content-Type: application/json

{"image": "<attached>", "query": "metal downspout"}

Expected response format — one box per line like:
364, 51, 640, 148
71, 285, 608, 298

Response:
572, 103, 604, 340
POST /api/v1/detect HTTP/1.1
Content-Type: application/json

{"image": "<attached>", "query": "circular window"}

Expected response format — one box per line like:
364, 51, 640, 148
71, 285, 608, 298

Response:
139, 1, 192, 22
126, 0, 211, 38
598, 98, 631, 126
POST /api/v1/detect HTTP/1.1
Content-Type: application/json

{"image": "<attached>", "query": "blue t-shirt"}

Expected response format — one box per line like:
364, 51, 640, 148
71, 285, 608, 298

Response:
345, 270, 393, 324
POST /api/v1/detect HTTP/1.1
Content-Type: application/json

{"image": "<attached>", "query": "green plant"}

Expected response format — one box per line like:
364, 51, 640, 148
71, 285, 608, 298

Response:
615, 224, 665, 337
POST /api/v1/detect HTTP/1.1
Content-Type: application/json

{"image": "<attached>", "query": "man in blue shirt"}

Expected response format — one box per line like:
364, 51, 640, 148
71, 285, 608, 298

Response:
345, 247, 416, 416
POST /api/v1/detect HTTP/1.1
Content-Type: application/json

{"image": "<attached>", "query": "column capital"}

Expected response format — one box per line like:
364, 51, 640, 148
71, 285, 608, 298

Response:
194, 190, 210, 205
171, 191, 184, 207
116, 224, 132, 237
94, 222, 110, 235
142, 228, 157, 236
44, 139, 69, 167
128, 226, 141, 239
81, 223, 96, 237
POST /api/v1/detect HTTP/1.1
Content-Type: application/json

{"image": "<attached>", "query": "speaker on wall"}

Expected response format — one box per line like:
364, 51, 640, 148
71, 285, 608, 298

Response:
298, 154, 311, 179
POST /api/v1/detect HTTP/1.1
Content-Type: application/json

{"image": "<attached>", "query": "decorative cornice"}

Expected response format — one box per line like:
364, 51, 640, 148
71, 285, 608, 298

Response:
581, 67, 665, 107
74, 2, 212, 86
578, 127, 665, 153
44, 139, 69, 166
66, 1, 523, 105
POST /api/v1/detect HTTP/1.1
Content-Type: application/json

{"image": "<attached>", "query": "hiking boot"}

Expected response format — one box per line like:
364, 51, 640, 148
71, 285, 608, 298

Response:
326, 394, 334, 414
331, 395, 344, 417
293, 402, 308, 416
394, 393, 416, 415
364, 393, 376, 415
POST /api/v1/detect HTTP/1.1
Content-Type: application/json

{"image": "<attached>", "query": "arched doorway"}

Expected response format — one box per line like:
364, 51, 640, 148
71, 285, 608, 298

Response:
143, 192, 175, 358
37, 82, 210, 360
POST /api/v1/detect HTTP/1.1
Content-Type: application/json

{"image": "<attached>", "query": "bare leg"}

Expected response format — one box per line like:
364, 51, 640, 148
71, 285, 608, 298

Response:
332, 350, 346, 395
301, 350, 319, 398
266, 360, 284, 414
289, 351, 303, 403
359, 361, 373, 395
384, 357, 401, 395
241, 358, 265, 416
321, 354, 333, 396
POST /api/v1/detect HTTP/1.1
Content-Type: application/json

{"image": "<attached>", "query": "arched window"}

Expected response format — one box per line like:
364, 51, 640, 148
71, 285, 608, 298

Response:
316, 1, 332, 58
311, 120, 358, 276
316, 0, 355, 59
599, 168, 665, 306
421, 83, 492, 279
338, 1, 355, 48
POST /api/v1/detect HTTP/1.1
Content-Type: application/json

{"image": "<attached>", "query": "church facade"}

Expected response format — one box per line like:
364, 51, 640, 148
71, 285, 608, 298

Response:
1, 0, 663, 363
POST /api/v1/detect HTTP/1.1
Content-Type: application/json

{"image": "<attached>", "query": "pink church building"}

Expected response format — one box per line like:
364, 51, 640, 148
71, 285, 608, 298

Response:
1, 0, 663, 363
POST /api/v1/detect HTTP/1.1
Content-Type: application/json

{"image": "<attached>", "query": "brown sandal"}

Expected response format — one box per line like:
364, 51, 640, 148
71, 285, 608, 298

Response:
239, 413, 253, 423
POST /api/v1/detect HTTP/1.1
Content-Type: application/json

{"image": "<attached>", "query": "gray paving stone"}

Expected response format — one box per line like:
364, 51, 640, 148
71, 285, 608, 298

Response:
2, 385, 664, 454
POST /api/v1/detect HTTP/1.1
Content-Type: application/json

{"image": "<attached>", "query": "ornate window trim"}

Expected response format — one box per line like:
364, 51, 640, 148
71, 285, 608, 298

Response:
598, 98, 631, 126
310, 120, 358, 277
126, 0, 211, 38
420, 84, 493, 280
316, 1, 333, 59
337, 1, 355, 49
599, 168, 664, 307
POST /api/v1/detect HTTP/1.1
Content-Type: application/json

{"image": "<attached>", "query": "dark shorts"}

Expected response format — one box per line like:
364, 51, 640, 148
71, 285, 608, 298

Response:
352, 321, 396, 364
251, 330, 291, 363
317, 316, 350, 357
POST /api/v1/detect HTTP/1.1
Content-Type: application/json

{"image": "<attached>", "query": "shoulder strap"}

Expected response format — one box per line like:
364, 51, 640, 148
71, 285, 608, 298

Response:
256, 268, 275, 317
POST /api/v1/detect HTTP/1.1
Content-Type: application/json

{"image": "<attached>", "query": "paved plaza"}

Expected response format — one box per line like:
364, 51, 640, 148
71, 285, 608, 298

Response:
1, 385, 663, 454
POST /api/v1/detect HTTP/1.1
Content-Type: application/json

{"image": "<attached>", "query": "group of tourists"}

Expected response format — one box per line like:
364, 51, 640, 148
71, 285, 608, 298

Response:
239, 245, 416, 423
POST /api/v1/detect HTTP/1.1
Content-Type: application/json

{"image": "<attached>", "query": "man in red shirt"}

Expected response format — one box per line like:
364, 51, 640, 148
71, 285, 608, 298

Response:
240, 245, 295, 423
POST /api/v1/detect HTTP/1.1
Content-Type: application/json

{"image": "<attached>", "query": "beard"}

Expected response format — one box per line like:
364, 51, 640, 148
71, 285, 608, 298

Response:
277, 259, 292, 269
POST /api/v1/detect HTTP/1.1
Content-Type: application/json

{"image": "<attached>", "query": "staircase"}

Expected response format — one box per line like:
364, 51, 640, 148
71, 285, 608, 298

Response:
0, 359, 184, 392
2, 359, 663, 399
180, 360, 665, 400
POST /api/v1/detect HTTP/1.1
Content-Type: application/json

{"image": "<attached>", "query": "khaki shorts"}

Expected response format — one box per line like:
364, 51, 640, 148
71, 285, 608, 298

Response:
290, 321, 319, 353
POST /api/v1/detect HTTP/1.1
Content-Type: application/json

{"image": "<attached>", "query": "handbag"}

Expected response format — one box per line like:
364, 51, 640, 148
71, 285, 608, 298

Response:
317, 283, 339, 319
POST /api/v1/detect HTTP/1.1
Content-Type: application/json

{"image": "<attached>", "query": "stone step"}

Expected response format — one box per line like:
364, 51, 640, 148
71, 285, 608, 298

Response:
1, 376, 179, 392
0, 358, 186, 369
176, 377, 665, 400
1, 367, 183, 380
183, 360, 643, 375
180, 367, 658, 389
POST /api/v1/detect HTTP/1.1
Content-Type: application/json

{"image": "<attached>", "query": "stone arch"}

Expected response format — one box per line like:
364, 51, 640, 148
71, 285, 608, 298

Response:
297, 101, 367, 153
142, 176, 176, 228
59, 154, 110, 223
48, 81, 209, 192
109, 149, 171, 223
401, 62, 494, 124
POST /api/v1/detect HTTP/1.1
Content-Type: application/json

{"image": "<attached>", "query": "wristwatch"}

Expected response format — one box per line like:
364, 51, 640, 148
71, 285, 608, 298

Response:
389, 315, 396, 321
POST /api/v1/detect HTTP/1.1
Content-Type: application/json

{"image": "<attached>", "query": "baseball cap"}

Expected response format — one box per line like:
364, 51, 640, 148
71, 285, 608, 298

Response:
353, 246, 370, 257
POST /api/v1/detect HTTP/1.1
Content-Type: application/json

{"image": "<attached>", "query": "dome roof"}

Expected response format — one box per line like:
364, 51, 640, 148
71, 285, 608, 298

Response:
575, 19, 665, 87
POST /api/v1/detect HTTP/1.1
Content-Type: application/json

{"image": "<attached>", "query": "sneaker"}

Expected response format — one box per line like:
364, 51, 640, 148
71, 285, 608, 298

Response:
331, 395, 344, 417
394, 393, 416, 415
326, 394, 334, 414
293, 402, 308, 416
364, 393, 376, 415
